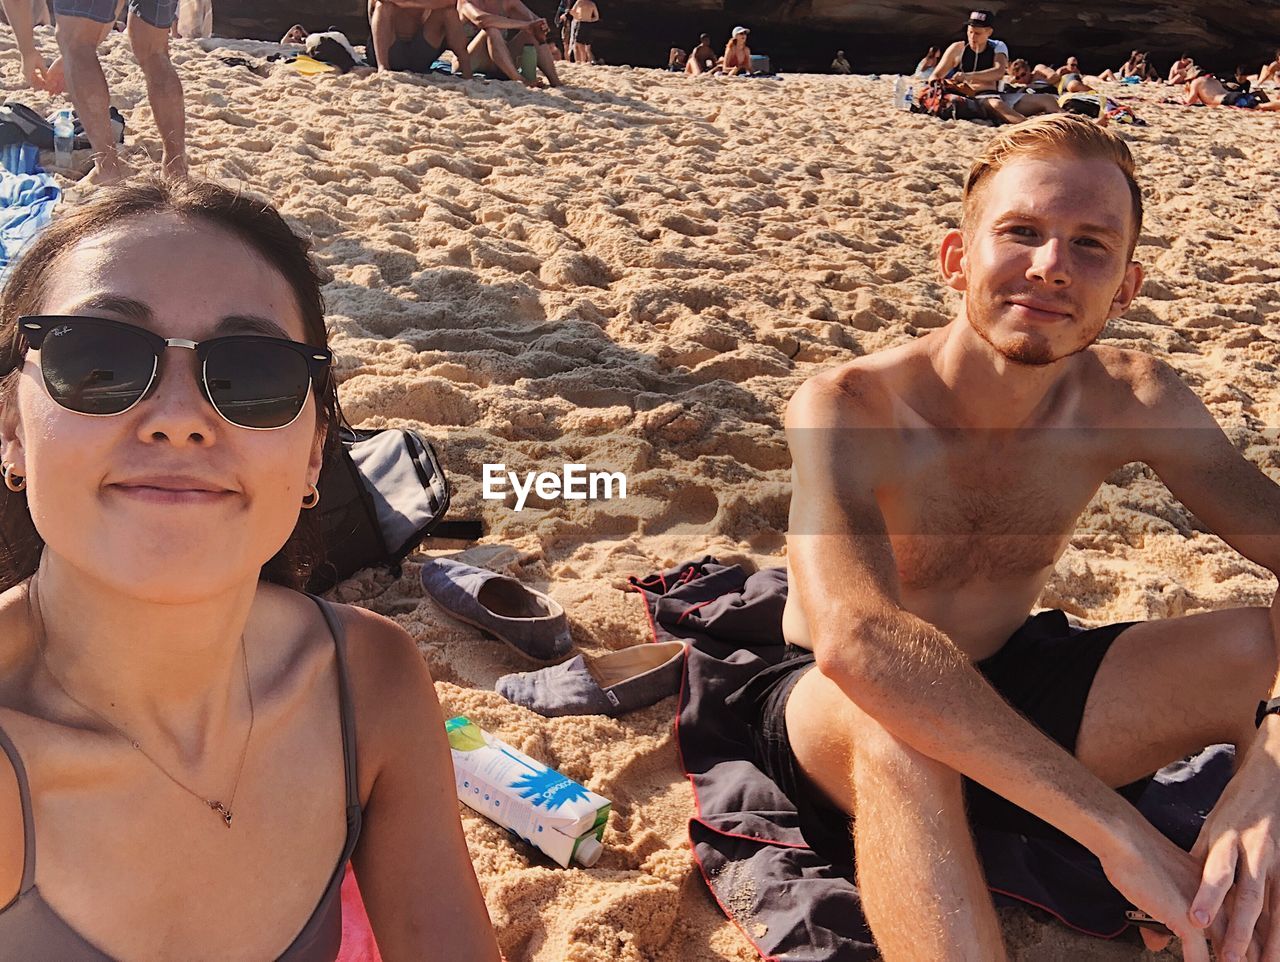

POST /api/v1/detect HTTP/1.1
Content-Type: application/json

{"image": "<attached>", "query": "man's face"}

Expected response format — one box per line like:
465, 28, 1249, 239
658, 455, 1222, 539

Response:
954, 158, 1140, 366
1065, 57, 1079, 71
967, 25, 993, 47
1009, 61, 1031, 84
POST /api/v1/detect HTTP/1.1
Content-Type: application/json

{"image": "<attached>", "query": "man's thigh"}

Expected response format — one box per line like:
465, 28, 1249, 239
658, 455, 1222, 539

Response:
1076, 606, 1274, 788
126, 0, 175, 30
51, 0, 117, 24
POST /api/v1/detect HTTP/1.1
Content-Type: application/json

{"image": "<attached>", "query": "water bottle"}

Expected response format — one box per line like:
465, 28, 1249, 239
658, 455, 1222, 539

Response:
892, 76, 909, 110
520, 44, 538, 84
52, 109, 74, 168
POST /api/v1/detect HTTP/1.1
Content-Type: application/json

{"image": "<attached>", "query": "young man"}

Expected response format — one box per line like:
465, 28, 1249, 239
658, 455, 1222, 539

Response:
1185, 73, 1279, 110
567, 0, 597, 65
1032, 54, 1089, 93
367, 0, 470, 77
765, 115, 1280, 962
49, 0, 185, 183
685, 32, 717, 75
929, 9, 1008, 94
1168, 53, 1197, 84
458, 0, 560, 87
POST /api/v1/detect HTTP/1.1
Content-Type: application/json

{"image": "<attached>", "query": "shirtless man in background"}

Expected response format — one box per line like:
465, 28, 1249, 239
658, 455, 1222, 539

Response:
368, 0, 471, 77
458, 0, 560, 87
755, 115, 1280, 962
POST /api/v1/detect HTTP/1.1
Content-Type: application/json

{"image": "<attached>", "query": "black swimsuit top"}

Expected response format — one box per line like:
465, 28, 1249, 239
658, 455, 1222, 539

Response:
0, 596, 363, 961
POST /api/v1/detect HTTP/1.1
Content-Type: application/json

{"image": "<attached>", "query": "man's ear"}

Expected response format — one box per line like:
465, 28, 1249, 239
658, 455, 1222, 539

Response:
1109, 260, 1145, 318
939, 229, 968, 292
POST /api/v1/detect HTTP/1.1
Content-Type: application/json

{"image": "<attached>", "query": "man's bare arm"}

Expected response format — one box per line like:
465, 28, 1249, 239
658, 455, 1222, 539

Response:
455, 0, 534, 31
928, 41, 962, 81
1130, 355, 1280, 959
786, 374, 1214, 958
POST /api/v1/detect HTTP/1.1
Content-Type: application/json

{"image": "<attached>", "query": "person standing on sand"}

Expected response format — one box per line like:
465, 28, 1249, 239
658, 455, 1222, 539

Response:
18, 0, 186, 183
368, 0, 471, 77
831, 49, 851, 74
568, 0, 598, 65
553, 0, 571, 61
755, 114, 1280, 962
458, 0, 560, 88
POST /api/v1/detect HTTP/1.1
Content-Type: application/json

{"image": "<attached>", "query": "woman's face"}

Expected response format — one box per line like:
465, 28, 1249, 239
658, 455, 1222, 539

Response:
2, 214, 325, 602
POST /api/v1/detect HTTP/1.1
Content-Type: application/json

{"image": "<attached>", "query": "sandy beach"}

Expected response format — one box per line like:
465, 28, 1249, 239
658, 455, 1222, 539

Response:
5, 28, 1279, 960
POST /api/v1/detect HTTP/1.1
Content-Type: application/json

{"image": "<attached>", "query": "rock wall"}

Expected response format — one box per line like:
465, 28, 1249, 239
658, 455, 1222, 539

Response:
217, 1, 1279, 75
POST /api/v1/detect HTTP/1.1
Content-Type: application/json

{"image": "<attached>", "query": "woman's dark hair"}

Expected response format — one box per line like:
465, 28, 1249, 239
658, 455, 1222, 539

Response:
0, 176, 339, 592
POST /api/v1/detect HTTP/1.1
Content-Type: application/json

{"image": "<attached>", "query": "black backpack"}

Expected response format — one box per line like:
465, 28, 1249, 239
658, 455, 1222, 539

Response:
306, 426, 481, 592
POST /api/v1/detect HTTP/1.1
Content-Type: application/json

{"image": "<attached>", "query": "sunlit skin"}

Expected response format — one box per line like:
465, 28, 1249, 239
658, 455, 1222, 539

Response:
940, 156, 1143, 368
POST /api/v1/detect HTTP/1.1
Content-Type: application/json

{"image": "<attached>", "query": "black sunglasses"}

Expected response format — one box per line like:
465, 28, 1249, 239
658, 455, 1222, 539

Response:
19, 315, 332, 431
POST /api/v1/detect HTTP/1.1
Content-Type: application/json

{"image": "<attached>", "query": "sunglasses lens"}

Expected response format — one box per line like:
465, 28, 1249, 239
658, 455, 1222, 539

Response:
40, 322, 155, 415
204, 340, 312, 429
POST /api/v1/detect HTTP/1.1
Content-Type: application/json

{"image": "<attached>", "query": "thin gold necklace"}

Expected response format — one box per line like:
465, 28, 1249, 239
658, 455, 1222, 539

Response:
27, 574, 255, 829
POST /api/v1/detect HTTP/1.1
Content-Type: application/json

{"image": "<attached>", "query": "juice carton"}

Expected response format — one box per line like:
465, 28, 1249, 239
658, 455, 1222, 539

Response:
445, 715, 610, 868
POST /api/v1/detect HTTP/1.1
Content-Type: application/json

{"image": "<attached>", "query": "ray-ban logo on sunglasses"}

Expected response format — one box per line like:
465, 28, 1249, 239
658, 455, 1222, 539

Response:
49, 325, 73, 338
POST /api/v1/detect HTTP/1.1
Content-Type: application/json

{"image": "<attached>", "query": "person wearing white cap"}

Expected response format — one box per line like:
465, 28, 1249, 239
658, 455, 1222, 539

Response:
724, 24, 751, 75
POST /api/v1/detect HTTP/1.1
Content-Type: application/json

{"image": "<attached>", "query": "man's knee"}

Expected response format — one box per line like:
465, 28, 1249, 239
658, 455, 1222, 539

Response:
1222, 607, 1277, 687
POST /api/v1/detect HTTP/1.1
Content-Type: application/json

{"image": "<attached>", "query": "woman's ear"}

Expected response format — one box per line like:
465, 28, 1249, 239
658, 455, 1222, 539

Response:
0, 390, 26, 474
939, 229, 968, 292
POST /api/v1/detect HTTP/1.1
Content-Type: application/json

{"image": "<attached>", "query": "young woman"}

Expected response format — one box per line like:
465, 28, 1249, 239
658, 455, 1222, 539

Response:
723, 26, 751, 76
914, 45, 942, 78
0, 178, 501, 961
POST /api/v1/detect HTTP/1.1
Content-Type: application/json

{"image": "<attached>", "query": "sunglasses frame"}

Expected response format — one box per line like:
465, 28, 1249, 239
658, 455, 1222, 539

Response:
18, 314, 333, 431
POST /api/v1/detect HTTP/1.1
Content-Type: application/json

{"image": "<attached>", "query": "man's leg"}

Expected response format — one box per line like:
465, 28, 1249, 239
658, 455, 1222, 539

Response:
428, 7, 470, 78
1014, 93, 1063, 116
54, 6, 132, 182
1076, 607, 1276, 789
787, 668, 1008, 961
126, 5, 184, 177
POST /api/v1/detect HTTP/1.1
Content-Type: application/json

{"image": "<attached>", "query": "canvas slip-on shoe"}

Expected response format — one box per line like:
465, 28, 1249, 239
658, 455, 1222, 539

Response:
421, 558, 573, 663
496, 641, 686, 717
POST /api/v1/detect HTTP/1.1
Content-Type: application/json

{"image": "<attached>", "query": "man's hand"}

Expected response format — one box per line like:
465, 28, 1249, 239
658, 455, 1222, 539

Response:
527, 17, 548, 42
1099, 824, 1225, 962
18, 49, 49, 91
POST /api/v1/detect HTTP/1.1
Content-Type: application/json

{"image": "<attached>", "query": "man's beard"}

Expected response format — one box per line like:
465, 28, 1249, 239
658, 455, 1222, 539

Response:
967, 298, 1093, 367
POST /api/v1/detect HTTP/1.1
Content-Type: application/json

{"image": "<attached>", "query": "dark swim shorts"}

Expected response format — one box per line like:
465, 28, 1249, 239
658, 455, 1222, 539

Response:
52, 0, 176, 28
369, 32, 443, 73
741, 609, 1146, 856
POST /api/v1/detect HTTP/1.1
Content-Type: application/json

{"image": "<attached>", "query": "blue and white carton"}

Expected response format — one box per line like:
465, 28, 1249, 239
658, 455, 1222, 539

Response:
445, 715, 610, 868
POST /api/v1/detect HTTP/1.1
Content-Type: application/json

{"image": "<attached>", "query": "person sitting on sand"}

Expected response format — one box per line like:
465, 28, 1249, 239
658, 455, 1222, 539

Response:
1167, 53, 1197, 84
0, 177, 503, 961
281, 23, 307, 45
1185, 72, 1279, 109
723, 25, 751, 76
832, 49, 851, 74
568, 0, 598, 66
1099, 49, 1155, 82
767, 114, 1280, 962
368, 0, 471, 78
1032, 55, 1089, 93
914, 45, 941, 77
1257, 47, 1280, 86
667, 46, 686, 71
459, 0, 561, 87
929, 9, 1008, 94
1228, 64, 1253, 93
686, 32, 718, 75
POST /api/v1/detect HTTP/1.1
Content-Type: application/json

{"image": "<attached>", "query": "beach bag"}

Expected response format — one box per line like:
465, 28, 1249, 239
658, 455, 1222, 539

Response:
307, 426, 480, 592
914, 80, 986, 121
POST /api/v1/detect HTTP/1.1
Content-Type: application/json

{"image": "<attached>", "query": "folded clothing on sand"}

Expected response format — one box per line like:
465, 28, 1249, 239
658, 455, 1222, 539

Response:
630, 557, 1235, 961
0, 170, 59, 281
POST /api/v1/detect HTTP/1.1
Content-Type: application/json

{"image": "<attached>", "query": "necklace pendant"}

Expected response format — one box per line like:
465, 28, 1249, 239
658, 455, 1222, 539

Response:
209, 800, 233, 828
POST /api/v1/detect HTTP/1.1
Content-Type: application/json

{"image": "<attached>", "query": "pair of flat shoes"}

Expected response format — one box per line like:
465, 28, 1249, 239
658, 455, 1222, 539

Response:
420, 559, 685, 717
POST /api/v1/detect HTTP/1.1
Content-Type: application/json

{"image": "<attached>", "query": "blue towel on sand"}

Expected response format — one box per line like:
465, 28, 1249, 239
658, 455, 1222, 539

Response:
0, 170, 60, 281
630, 558, 1233, 961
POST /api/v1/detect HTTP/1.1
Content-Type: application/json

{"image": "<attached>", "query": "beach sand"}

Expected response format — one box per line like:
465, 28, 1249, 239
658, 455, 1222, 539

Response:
5, 29, 1279, 959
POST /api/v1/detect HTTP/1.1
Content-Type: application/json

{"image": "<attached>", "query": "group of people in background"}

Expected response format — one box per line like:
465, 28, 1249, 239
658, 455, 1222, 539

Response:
902, 8, 1279, 124
668, 25, 758, 77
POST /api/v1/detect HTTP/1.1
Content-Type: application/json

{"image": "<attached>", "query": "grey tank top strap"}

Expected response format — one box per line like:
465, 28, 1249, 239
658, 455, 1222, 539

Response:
0, 725, 35, 896
306, 595, 360, 811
